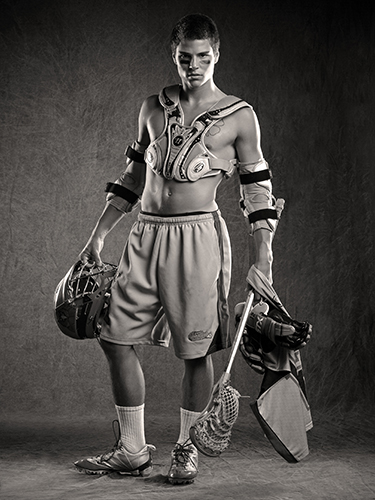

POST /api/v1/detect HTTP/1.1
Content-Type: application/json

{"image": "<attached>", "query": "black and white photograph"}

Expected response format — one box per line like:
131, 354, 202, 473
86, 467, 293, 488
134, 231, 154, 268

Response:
1, 0, 374, 498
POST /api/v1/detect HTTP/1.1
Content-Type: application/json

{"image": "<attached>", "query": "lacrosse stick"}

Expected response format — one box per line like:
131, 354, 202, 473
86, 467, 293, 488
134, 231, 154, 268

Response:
189, 289, 255, 456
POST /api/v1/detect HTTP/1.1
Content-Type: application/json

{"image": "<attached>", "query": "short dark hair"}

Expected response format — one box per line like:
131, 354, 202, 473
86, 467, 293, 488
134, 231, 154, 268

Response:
170, 14, 220, 54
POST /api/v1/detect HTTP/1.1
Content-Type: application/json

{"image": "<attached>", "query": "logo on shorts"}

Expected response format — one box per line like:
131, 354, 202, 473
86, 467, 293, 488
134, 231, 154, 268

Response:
188, 330, 213, 341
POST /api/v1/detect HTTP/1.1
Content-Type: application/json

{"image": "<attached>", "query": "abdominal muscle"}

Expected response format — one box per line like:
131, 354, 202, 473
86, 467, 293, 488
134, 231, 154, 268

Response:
141, 169, 223, 215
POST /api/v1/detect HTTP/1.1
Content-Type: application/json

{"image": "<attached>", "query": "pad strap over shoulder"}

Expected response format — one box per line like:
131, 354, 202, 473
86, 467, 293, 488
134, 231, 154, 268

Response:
159, 85, 252, 121
159, 85, 182, 119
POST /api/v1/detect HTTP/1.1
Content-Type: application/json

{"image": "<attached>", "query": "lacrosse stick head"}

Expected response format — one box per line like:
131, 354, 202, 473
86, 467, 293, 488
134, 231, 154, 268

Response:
54, 261, 117, 340
189, 375, 241, 457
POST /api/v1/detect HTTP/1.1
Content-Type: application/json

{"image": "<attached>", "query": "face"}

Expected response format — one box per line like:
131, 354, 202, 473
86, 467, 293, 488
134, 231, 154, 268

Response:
173, 39, 219, 89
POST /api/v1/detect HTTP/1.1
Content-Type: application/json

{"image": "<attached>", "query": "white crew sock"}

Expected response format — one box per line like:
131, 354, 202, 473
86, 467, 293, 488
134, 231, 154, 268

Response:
115, 404, 146, 453
177, 408, 201, 445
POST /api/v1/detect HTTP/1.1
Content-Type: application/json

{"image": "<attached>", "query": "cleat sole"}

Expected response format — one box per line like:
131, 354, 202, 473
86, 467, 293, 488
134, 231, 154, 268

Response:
139, 465, 153, 477
74, 466, 111, 476
74, 458, 153, 477
168, 477, 195, 485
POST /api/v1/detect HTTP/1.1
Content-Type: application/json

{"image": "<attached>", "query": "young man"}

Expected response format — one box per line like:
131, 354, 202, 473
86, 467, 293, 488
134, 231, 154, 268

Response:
74, 14, 282, 484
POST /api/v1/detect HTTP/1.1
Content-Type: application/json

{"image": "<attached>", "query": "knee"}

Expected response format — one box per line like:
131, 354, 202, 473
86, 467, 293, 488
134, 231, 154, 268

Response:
100, 339, 133, 363
184, 355, 213, 374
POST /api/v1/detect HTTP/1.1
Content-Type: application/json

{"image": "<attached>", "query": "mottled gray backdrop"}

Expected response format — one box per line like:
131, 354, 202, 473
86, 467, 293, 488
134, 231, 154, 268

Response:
1, 0, 374, 422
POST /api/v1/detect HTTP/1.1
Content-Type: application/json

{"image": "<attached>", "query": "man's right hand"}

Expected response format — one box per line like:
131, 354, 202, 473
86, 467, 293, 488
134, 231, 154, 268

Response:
78, 203, 125, 267
79, 236, 104, 267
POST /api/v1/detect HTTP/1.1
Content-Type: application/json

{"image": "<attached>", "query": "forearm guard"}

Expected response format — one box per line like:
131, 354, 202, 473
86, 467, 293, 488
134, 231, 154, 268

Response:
105, 141, 146, 213
238, 159, 279, 235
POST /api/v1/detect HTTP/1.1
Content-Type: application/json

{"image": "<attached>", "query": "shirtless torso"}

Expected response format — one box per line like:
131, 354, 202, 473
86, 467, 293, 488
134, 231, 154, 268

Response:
140, 88, 263, 215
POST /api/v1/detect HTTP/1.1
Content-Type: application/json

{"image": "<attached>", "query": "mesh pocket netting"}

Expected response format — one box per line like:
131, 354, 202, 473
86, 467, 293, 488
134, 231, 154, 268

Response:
191, 383, 241, 456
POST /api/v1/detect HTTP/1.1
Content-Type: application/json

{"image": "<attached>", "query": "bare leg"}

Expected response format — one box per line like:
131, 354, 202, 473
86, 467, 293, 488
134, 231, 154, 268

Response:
181, 355, 214, 412
167, 355, 213, 484
74, 340, 151, 473
100, 339, 145, 406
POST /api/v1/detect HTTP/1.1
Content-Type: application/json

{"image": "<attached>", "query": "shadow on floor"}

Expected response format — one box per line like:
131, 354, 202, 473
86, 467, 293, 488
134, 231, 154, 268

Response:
1, 404, 375, 500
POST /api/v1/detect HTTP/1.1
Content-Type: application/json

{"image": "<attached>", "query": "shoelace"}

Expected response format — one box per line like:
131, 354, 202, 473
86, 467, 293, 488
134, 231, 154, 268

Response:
173, 441, 197, 469
97, 420, 156, 463
96, 420, 122, 463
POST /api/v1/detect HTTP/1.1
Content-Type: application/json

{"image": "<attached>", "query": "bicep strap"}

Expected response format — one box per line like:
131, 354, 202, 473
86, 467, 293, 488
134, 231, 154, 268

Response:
248, 208, 278, 223
125, 145, 145, 164
238, 159, 280, 233
240, 169, 272, 184
105, 182, 139, 204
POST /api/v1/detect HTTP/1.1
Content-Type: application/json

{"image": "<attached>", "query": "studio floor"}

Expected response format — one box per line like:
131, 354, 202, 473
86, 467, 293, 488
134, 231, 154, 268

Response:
1, 405, 374, 500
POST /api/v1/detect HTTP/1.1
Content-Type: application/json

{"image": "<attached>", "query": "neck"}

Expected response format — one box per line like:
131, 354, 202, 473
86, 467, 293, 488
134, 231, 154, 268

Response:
180, 79, 223, 105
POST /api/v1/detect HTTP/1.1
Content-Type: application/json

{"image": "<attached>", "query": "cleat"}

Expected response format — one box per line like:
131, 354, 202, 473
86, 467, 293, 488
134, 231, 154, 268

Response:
167, 441, 198, 485
74, 420, 156, 476
74, 439, 156, 476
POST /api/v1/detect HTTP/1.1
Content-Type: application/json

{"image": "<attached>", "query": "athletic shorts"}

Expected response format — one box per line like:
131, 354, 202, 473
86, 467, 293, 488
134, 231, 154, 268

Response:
100, 210, 232, 359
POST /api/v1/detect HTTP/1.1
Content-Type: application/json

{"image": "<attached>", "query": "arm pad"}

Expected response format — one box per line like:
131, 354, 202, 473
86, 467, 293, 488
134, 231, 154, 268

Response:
125, 141, 146, 164
105, 182, 140, 213
105, 141, 146, 213
238, 159, 279, 235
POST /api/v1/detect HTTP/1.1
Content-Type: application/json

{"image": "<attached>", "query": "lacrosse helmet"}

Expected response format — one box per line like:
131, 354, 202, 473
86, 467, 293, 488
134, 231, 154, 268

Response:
54, 261, 117, 340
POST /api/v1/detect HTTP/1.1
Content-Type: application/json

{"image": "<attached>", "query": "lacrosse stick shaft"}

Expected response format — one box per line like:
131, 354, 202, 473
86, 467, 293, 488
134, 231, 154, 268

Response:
224, 289, 255, 378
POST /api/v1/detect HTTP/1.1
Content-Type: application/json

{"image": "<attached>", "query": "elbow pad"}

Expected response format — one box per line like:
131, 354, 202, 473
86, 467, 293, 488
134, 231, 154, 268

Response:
105, 182, 140, 213
105, 141, 146, 213
238, 159, 279, 235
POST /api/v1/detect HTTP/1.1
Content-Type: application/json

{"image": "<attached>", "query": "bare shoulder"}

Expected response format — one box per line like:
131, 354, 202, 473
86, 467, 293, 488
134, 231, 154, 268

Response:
230, 101, 262, 160
140, 94, 161, 118
138, 94, 162, 138
138, 94, 165, 143
231, 104, 260, 139
233, 103, 258, 125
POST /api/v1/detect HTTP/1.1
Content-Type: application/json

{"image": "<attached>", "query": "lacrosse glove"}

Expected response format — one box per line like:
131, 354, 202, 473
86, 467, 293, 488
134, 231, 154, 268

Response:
235, 302, 312, 374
